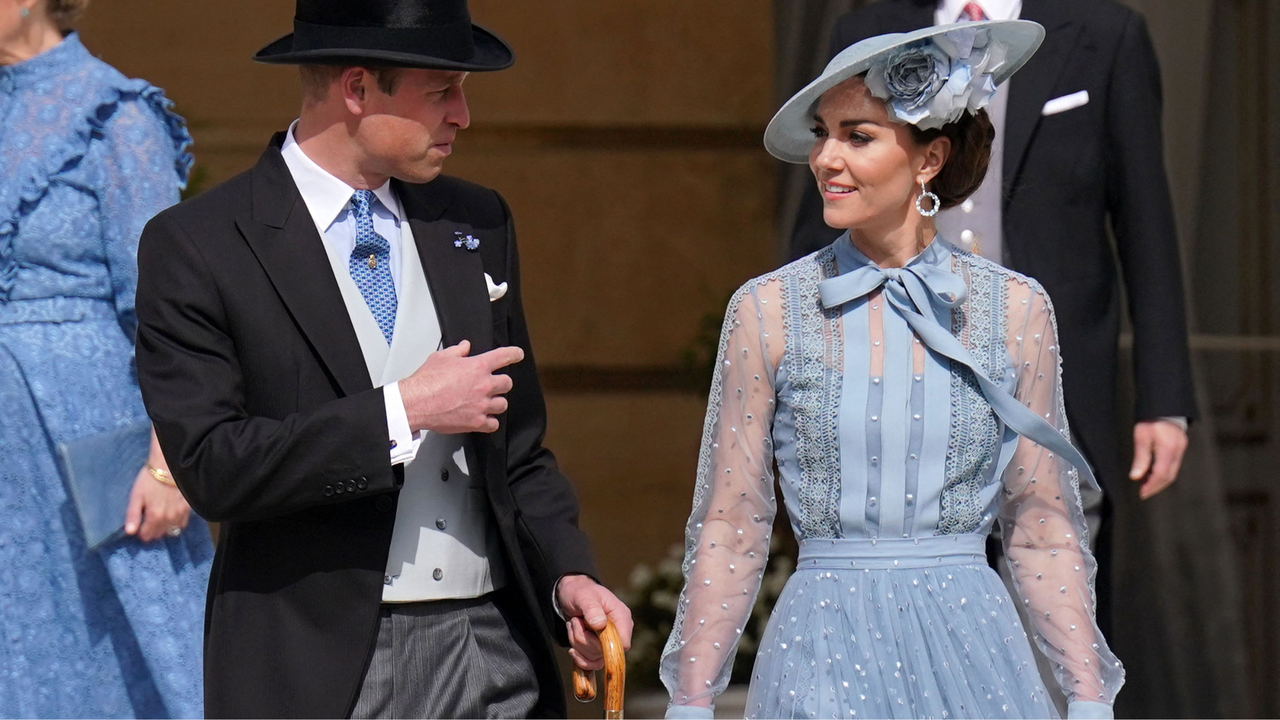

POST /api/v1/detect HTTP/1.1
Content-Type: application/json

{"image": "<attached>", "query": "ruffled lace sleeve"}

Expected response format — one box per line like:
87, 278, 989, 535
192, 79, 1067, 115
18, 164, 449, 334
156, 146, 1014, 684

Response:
660, 279, 782, 718
93, 85, 192, 338
999, 279, 1125, 713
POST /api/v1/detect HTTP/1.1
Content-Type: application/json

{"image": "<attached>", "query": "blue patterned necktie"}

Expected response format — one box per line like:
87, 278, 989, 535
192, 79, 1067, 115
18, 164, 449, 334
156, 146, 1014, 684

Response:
347, 190, 397, 344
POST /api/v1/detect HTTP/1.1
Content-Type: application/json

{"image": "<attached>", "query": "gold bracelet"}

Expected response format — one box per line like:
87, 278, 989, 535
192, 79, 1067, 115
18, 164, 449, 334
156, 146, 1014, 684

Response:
147, 465, 177, 487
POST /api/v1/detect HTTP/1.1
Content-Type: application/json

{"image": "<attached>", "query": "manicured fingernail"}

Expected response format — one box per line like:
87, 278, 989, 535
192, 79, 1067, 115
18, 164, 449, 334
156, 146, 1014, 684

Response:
589, 615, 606, 625
125, 524, 137, 534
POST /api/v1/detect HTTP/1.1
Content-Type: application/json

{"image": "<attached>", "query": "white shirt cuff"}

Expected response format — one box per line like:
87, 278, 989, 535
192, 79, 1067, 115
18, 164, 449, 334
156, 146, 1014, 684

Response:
1159, 416, 1189, 432
552, 575, 567, 620
383, 381, 422, 465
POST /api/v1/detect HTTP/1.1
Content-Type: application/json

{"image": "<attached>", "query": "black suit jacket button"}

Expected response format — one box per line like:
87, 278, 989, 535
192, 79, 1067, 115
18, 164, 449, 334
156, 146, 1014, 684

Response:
334, 483, 345, 495
375, 495, 393, 512
440, 468, 449, 482
432, 568, 443, 581
346, 479, 357, 493
323, 484, 334, 497
357, 477, 368, 490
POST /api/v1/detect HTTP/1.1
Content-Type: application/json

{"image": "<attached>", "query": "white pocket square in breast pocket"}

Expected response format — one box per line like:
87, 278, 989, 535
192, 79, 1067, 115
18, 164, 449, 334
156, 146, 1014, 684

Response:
1042, 90, 1089, 116
484, 273, 508, 302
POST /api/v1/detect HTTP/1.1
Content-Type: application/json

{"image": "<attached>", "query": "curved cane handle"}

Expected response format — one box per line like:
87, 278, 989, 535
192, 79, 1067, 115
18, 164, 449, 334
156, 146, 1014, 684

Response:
571, 618, 626, 719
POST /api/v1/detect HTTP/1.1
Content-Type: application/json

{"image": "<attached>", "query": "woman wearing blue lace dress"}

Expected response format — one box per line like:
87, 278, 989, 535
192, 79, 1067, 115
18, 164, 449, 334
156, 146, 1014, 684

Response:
0, 1, 211, 716
662, 21, 1123, 720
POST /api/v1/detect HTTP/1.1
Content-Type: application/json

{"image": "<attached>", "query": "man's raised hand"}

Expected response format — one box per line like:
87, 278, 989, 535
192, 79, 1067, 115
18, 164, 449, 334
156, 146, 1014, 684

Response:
556, 574, 634, 672
399, 340, 524, 434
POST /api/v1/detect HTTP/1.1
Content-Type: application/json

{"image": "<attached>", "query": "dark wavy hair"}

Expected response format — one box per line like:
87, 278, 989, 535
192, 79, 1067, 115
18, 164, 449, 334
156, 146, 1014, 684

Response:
908, 109, 995, 210
47, 0, 89, 29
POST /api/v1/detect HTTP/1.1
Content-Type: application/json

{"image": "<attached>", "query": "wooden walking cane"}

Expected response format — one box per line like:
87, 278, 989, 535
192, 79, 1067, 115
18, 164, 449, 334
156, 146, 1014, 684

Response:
571, 618, 626, 719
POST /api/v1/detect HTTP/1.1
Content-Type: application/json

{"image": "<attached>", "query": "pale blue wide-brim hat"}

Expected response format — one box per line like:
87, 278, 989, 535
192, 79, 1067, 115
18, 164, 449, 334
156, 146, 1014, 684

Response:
765, 20, 1045, 163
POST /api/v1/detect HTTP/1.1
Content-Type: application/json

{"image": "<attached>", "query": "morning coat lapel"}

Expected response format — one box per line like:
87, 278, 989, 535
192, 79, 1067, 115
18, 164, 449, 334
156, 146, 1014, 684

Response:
397, 179, 504, 509
236, 135, 372, 397
1003, 0, 1082, 195
395, 179, 494, 355
882, 0, 936, 34
828, 0, 930, 56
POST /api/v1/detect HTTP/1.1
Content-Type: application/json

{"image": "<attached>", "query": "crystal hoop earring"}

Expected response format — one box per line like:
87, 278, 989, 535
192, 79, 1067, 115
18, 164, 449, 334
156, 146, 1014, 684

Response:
916, 180, 940, 218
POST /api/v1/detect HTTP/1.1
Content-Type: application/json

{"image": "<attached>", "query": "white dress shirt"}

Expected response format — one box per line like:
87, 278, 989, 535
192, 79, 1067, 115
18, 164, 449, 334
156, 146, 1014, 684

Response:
280, 124, 422, 465
280, 122, 505, 601
934, 0, 1022, 25
933, 0, 1022, 265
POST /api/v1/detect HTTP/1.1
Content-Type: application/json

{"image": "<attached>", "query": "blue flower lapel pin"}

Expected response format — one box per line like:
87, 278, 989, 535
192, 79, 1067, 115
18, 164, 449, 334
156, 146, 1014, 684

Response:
453, 231, 480, 251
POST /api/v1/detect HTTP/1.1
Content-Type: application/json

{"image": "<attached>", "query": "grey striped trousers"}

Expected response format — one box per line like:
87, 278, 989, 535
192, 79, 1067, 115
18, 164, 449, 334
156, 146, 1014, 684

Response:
351, 595, 539, 719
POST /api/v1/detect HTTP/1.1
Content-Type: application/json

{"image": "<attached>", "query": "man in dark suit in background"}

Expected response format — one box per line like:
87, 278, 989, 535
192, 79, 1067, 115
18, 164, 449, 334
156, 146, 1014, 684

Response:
791, 0, 1197, 638
133, 0, 630, 716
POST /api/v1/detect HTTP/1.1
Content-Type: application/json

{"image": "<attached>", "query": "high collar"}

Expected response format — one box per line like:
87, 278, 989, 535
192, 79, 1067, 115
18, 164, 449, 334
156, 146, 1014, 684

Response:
821, 231, 967, 326
280, 120, 402, 233
835, 231, 955, 275
0, 32, 87, 93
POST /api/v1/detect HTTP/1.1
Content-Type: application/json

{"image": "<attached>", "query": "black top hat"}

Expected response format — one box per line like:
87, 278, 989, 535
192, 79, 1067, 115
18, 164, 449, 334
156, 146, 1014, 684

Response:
254, 0, 513, 71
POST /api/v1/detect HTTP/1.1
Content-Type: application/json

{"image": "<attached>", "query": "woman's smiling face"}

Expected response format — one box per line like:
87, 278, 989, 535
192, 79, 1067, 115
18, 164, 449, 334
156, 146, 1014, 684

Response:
808, 76, 942, 232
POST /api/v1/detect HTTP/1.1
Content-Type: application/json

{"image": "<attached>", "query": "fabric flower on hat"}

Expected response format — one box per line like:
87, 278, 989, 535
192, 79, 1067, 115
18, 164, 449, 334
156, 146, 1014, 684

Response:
865, 27, 1009, 130
863, 42, 951, 126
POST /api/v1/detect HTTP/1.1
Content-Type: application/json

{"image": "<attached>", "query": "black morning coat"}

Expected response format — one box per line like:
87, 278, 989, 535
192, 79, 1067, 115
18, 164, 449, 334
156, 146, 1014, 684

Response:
134, 133, 597, 718
791, 0, 1198, 498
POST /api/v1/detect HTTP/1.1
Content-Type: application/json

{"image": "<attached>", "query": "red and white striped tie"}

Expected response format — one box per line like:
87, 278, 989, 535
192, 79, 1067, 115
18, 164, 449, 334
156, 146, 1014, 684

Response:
961, 2, 988, 21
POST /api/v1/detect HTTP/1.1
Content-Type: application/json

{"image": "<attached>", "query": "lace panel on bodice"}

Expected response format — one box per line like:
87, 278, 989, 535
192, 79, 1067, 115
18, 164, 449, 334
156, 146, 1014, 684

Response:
781, 246, 843, 539
938, 251, 1008, 534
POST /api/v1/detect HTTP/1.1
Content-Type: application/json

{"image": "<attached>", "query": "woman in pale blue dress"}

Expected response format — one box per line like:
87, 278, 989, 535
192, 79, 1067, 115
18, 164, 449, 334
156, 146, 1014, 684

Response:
662, 21, 1122, 720
0, 1, 211, 716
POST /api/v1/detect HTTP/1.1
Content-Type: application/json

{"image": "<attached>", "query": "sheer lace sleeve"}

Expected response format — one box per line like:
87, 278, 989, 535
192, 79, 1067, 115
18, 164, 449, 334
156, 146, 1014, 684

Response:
1000, 279, 1125, 711
94, 91, 190, 340
661, 280, 782, 717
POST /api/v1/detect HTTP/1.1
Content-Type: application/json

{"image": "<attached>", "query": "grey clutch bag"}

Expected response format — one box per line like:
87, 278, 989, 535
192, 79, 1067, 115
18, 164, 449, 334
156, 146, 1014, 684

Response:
55, 421, 151, 551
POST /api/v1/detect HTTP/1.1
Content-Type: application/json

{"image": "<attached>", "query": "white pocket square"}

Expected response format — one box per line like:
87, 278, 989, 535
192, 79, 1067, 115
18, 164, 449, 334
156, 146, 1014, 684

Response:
1042, 90, 1089, 116
485, 273, 507, 302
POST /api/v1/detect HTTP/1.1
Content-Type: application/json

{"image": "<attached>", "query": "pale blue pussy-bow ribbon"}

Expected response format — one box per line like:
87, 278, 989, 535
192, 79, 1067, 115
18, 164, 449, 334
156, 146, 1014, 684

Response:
816, 239, 1100, 492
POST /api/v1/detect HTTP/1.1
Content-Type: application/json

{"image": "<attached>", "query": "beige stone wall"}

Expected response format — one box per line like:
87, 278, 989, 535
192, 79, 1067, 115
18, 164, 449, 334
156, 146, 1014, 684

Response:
76, 0, 778, 616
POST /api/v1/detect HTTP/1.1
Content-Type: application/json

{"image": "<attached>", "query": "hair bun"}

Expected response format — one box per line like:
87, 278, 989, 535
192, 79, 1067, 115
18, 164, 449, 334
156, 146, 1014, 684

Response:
48, 0, 90, 30
910, 109, 994, 211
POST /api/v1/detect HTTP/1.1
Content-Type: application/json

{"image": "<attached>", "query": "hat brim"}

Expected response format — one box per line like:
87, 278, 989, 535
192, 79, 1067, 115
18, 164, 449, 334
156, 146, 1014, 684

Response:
253, 23, 514, 71
764, 20, 1045, 163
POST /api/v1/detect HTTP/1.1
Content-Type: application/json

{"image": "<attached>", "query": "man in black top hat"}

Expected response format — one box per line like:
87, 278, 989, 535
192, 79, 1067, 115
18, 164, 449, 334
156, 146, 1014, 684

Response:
133, 1, 631, 717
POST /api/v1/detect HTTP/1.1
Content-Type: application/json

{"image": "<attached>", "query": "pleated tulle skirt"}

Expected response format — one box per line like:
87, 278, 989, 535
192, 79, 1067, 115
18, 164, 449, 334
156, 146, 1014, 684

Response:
745, 536, 1058, 719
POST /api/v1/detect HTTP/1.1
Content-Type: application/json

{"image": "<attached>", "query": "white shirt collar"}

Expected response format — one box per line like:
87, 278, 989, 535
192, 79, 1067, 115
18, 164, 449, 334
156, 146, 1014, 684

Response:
936, 0, 1022, 23
280, 120, 402, 233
